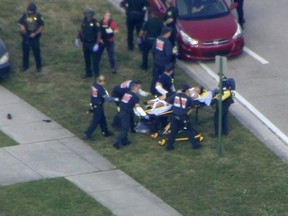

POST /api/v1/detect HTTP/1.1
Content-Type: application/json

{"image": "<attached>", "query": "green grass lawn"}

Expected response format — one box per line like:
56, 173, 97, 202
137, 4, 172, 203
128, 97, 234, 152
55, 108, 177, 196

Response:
0, 178, 112, 216
1, 0, 288, 215
0, 131, 18, 147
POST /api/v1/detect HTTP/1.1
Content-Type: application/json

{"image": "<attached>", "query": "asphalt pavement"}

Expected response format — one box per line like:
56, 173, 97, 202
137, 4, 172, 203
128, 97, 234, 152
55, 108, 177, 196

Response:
0, 85, 181, 216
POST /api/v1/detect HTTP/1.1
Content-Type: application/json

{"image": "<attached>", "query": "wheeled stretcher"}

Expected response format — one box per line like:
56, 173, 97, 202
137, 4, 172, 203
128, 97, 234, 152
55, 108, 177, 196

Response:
134, 99, 204, 146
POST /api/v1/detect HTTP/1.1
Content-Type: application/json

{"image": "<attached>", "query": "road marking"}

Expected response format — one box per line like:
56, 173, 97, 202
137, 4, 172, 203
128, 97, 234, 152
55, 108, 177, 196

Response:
244, 47, 269, 64
197, 62, 288, 146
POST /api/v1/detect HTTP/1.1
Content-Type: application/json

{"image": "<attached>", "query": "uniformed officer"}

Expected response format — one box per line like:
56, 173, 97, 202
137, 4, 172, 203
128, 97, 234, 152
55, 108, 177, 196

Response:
166, 85, 201, 151
234, 0, 245, 29
76, 8, 101, 78
84, 75, 115, 140
212, 77, 234, 136
111, 80, 150, 132
155, 63, 175, 100
150, 26, 173, 95
98, 11, 119, 74
18, 2, 44, 73
120, 0, 149, 51
149, 63, 175, 137
113, 82, 149, 149
138, 10, 163, 71
163, 0, 179, 47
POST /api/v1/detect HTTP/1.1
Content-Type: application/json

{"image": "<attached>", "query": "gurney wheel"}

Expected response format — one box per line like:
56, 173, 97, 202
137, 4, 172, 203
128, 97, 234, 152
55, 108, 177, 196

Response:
195, 134, 204, 142
158, 139, 166, 146
151, 132, 159, 139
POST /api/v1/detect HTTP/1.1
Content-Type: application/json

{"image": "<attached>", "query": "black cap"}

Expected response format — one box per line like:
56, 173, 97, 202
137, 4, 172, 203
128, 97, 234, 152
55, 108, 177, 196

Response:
181, 84, 190, 92
27, 3, 37, 12
161, 26, 172, 35
165, 63, 174, 72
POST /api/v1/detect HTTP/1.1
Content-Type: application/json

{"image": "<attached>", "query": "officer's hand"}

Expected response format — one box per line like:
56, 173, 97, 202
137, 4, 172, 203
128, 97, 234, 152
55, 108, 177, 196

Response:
143, 115, 150, 120
136, 38, 142, 45
172, 46, 178, 55
75, 38, 81, 48
93, 44, 99, 52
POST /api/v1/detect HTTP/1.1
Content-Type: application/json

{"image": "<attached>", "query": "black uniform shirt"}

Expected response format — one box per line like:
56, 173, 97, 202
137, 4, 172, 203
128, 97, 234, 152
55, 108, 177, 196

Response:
142, 17, 163, 40
120, 91, 140, 114
81, 18, 100, 43
19, 12, 44, 34
120, 0, 149, 13
91, 83, 107, 106
113, 80, 136, 98
167, 92, 195, 116
157, 73, 172, 95
164, 6, 178, 29
152, 36, 173, 66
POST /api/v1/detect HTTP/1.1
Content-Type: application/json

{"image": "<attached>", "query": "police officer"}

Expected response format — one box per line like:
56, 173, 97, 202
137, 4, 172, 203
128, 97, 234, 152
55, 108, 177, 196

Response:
18, 2, 44, 73
84, 75, 115, 140
212, 77, 234, 136
120, 0, 149, 51
166, 85, 201, 151
98, 11, 119, 74
113, 82, 149, 149
111, 80, 150, 131
234, 0, 245, 29
76, 8, 101, 78
150, 26, 173, 95
138, 10, 163, 71
163, 0, 178, 47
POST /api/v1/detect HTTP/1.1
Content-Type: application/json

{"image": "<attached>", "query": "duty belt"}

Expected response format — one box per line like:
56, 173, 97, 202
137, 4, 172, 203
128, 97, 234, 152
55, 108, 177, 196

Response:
84, 40, 97, 43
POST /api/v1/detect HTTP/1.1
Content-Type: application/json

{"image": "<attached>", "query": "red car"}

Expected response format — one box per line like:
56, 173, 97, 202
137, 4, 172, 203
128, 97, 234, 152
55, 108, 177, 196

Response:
149, 0, 244, 61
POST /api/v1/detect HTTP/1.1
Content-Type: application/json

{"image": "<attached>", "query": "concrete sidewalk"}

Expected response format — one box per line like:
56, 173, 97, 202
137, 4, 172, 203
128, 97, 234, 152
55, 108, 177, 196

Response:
0, 86, 181, 216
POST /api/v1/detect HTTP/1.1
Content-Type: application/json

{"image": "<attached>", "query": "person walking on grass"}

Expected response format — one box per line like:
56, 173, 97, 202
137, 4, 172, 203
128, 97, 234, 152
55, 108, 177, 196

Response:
84, 75, 115, 140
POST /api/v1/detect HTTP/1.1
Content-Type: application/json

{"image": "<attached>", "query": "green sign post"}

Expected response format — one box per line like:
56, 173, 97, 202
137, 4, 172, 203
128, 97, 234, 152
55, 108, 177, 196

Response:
215, 56, 227, 156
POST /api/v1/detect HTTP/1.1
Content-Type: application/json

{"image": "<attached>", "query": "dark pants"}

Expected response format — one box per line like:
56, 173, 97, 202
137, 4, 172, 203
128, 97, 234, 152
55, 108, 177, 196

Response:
166, 115, 201, 150
22, 37, 42, 70
150, 63, 166, 95
112, 111, 135, 131
83, 42, 100, 77
214, 104, 231, 136
85, 106, 109, 138
98, 41, 116, 70
115, 111, 131, 145
235, 0, 244, 25
126, 14, 144, 50
141, 39, 154, 70
169, 27, 177, 47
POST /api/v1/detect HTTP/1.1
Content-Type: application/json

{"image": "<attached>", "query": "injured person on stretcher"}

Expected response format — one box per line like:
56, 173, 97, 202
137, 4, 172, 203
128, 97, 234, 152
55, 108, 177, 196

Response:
133, 85, 213, 145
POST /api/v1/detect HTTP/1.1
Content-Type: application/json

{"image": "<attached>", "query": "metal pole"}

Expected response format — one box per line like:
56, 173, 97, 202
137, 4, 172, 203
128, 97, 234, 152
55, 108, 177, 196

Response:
216, 56, 226, 156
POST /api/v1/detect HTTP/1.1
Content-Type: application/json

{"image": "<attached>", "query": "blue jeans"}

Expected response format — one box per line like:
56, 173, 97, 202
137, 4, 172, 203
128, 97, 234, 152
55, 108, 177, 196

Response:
98, 41, 116, 70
